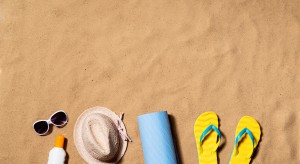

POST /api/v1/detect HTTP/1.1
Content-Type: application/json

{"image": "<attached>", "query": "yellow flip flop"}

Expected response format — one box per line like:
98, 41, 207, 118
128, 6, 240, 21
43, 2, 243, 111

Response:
194, 112, 221, 164
229, 116, 261, 164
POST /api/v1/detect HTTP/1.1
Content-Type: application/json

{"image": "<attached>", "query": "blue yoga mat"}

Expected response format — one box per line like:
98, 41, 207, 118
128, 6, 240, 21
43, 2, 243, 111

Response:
138, 111, 177, 164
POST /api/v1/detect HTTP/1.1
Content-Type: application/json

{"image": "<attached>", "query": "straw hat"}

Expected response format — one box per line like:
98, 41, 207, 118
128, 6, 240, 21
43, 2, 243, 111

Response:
74, 106, 131, 164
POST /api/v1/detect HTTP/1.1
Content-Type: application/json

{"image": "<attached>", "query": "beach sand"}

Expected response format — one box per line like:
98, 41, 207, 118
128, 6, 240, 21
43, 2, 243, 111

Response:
0, 0, 299, 163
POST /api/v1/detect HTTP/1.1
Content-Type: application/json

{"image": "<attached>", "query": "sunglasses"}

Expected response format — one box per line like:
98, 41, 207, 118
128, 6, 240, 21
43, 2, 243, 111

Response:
33, 110, 68, 135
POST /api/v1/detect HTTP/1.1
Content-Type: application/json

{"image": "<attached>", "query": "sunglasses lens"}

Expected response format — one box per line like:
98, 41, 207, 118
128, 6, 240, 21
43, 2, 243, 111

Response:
51, 111, 68, 126
34, 121, 49, 135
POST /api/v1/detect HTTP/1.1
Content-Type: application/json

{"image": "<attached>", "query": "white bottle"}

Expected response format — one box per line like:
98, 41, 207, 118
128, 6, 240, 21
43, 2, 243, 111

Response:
48, 135, 66, 164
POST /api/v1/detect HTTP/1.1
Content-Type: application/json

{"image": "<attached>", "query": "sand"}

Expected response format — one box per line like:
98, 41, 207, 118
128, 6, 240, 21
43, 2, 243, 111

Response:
0, 0, 299, 163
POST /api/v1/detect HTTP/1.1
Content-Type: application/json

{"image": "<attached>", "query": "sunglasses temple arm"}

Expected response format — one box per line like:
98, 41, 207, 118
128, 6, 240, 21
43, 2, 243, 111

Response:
119, 112, 124, 120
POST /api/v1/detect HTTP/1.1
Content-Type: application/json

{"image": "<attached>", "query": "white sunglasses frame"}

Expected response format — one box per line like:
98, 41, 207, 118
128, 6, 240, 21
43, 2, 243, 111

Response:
33, 110, 68, 136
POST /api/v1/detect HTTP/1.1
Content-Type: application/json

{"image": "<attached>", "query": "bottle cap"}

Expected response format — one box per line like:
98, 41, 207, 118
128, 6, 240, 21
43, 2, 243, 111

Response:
55, 135, 65, 148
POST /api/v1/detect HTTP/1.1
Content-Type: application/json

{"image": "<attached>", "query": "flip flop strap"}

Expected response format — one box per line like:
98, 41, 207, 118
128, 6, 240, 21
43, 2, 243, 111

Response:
199, 124, 221, 153
234, 128, 255, 154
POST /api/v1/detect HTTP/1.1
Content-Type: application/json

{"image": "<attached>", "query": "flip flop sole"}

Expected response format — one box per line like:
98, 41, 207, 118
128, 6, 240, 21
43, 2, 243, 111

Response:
229, 116, 261, 164
194, 112, 219, 164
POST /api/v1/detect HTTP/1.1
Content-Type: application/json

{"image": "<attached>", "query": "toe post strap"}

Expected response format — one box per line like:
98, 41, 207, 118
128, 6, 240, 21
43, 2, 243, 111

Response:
234, 128, 255, 155
199, 124, 221, 153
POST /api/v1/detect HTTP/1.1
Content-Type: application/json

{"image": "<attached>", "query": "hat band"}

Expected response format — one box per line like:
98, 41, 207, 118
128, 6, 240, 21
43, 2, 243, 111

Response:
114, 112, 132, 142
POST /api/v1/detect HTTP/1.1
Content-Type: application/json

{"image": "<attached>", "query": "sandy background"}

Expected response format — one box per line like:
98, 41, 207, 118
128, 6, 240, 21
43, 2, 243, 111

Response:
0, 0, 299, 163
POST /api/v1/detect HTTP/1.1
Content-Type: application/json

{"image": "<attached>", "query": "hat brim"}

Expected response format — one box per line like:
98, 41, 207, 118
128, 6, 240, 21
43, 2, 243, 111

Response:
74, 106, 128, 164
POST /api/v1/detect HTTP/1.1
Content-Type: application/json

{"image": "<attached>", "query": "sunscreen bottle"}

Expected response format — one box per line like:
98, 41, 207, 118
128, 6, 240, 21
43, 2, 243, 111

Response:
48, 135, 66, 164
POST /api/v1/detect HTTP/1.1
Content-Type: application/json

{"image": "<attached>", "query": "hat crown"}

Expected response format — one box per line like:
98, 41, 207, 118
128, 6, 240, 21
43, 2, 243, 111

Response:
82, 113, 120, 162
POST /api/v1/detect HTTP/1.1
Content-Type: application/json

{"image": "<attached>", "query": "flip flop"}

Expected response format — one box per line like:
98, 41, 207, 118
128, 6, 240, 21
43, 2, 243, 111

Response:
194, 112, 221, 164
229, 116, 261, 164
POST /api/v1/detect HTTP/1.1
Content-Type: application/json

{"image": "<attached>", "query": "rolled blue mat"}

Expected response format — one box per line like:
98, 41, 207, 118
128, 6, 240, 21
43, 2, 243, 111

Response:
138, 111, 177, 164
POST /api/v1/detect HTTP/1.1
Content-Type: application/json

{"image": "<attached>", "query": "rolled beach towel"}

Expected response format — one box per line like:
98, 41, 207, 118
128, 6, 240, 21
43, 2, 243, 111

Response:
138, 111, 177, 164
